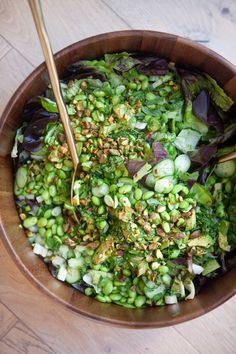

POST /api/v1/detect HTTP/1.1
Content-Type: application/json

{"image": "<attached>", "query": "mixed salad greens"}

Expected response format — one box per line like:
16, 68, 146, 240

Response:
12, 52, 236, 308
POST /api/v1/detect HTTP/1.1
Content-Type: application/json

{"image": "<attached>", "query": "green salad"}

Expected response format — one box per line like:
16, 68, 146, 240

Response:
12, 52, 236, 308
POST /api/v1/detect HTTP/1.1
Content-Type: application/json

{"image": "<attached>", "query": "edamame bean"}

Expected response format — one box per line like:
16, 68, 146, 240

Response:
23, 217, 37, 229
142, 191, 155, 200
37, 217, 47, 228
134, 295, 146, 308
158, 265, 169, 275
16, 166, 28, 188
102, 279, 113, 295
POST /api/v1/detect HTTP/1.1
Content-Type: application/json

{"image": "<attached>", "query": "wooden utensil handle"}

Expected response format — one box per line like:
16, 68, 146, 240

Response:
28, 0, 79, 168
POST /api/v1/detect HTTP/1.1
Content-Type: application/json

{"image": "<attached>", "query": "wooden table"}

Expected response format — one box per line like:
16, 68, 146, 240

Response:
1, 1, 236, 353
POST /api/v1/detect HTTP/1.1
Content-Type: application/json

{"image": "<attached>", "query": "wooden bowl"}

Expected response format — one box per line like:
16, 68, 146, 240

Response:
1, 30, 236, 328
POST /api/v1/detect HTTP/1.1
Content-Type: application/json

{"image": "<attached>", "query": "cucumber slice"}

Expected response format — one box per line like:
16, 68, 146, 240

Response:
145, 173, 156, 188
66, 267, 81, 284
153, 159, 175, 178
68, 257, 84, 268
174, 129, 201, 153
214, 160, 236, 178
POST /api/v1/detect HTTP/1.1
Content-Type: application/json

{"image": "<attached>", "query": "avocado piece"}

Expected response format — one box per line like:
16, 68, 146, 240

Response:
202, 259, 220, 276
190, 183, 213, 207
218, 220, 230, 252
188, 234, 214, 248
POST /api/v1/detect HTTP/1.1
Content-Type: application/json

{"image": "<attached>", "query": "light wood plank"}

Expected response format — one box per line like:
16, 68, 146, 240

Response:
0, 239, 198, 354
1, 321, 55, 354
0, 48, 34, 113
103, 0, 236, 66
0, 303, 17, 339
0, 0, 129, 67
0, 36, 11, 60
175, 296, 236, 354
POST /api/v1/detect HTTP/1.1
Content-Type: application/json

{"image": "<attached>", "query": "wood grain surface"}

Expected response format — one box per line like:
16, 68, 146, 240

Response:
1, 1, 236, 353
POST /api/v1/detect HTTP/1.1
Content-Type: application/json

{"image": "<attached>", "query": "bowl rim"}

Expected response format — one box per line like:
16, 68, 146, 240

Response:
1, 29, 236, 329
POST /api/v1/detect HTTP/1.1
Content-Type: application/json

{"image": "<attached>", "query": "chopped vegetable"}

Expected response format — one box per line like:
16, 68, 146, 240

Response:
12, 52, 236, 309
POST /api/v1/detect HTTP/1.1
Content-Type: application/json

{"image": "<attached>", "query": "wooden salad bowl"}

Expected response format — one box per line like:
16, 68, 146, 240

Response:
1, 30, 236, 328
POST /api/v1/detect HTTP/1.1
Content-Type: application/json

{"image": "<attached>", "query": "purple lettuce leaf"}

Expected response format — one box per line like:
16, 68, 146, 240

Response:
152, 142, 168, 162
190, 144, 218, 166
192, 90, 224, 133
23, 111, 58, 152
126, 160, 146, 177
64, 62, 106, 82
133, 55, 168, 76
192, 89, 210, 122
210, 122, 236, 145
23, 98, 42, 122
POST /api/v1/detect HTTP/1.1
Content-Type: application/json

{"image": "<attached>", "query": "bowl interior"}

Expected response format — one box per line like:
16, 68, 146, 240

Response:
1, 30, 236, 328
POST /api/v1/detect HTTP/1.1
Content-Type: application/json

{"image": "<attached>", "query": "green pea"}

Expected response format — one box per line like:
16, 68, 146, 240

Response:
37, 217, 47, 228
134, 188, 143, 201
102, 280, 113, 295
142, 191, 155, 200
85, 248, 94, 256
158, 265, 169, 275
134, 295, 146, 308
23, 216, 37, 229
92, 196, 101, 206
